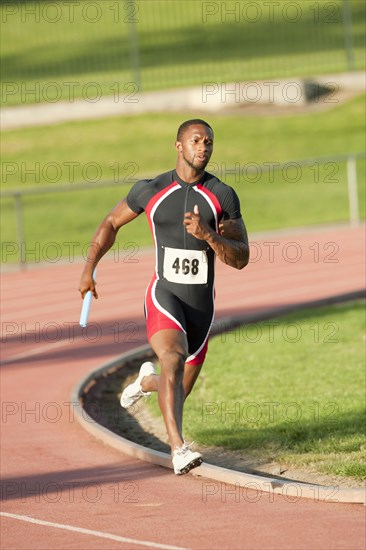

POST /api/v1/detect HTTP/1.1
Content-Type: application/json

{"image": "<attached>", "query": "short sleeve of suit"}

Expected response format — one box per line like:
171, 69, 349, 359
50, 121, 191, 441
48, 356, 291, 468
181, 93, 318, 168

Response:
126, 179, 152, 214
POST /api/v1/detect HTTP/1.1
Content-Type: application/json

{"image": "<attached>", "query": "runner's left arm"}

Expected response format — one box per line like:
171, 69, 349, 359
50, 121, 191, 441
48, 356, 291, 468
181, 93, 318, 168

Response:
183, 205, 249, 270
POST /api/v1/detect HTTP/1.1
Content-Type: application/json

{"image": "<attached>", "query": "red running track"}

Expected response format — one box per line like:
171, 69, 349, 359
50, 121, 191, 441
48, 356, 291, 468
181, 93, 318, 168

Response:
1, 225, 365, 550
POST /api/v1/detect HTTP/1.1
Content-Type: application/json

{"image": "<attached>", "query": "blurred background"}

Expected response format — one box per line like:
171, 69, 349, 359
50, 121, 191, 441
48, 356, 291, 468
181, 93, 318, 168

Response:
1, 0, 365, 267
2, 0, 365, 97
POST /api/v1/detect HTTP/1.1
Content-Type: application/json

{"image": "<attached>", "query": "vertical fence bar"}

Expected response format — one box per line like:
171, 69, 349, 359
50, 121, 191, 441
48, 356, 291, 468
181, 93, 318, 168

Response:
341, 0, 355, 72
14, 193, 26, 270
347, 156, 359, 227
125, 0, 141, 91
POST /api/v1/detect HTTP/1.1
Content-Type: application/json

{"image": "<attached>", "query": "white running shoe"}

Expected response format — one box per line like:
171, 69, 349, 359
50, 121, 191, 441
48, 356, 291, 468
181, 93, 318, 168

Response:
120, 361, 157, 408
172, 443, 202, 475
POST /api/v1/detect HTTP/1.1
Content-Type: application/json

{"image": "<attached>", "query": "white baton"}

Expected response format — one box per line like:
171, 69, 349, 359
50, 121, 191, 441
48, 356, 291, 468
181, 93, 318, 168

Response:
79, 269, 96, 327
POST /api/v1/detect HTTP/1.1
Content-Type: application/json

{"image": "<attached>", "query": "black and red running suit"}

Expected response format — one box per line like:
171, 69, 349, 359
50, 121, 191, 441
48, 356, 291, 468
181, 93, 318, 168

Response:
126, 169, 242, 365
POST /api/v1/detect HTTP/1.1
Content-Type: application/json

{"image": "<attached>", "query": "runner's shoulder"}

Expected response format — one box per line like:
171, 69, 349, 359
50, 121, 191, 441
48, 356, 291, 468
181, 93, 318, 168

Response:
127, 170, 175, 212
131, 170, 174, 193
203, 171, 242, 220
203, 171, 238, 197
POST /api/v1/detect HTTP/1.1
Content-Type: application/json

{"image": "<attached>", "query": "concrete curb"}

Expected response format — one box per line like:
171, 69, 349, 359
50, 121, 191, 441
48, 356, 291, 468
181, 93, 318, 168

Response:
71, 296, 366, 505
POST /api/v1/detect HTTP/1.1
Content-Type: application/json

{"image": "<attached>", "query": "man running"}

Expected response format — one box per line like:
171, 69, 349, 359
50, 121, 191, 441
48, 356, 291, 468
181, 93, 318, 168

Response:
79, 119, 249, 475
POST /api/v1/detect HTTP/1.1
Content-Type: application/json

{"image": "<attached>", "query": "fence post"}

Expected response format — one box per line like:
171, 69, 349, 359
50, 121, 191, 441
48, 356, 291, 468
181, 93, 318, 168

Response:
14, 193, 26, 270
347, 156, 359, 227
125, 0, 141, 91
342, 0, 355, 72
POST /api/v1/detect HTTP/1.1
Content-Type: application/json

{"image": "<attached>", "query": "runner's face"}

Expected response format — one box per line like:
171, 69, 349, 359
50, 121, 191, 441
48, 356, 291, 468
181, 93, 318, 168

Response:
176, 125, 214, 171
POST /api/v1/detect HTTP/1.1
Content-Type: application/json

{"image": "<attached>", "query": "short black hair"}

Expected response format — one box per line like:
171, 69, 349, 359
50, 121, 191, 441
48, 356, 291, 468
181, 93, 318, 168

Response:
176, 119, 213, 141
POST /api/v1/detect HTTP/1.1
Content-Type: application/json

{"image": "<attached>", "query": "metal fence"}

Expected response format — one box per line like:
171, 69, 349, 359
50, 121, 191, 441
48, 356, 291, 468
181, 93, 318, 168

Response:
1, 152, 364, 269
1, 0, 365, 105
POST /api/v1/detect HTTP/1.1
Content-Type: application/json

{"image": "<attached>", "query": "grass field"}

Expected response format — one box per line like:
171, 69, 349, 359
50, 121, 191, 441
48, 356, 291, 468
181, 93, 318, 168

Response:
1, 0, 365, 106
1, 94, 365, 264
147, 301, 366, 480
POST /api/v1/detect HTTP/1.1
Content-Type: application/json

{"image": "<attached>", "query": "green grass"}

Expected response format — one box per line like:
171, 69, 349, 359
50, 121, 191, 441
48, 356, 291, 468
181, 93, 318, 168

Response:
2, 93, 365, 189
1, 0, 365, 105
1, 94, 365, 263
148, 301, 366, 480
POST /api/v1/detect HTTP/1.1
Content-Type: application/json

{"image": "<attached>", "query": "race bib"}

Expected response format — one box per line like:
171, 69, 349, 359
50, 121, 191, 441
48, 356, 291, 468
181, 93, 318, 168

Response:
163, 247, 208, 284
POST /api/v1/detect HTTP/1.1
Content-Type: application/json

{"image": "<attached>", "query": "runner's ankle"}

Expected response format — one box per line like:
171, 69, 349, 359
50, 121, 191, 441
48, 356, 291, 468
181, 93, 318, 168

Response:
140, 374, 155, 392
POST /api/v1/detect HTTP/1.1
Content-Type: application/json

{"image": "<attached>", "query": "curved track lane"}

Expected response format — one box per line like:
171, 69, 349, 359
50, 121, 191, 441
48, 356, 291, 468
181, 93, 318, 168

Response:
1, 225, 365, 550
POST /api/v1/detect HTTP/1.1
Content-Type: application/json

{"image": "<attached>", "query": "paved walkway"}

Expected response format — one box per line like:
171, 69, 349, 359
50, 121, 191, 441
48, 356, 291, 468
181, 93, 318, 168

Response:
2, 72, 365, 130
1, 224, 365, 549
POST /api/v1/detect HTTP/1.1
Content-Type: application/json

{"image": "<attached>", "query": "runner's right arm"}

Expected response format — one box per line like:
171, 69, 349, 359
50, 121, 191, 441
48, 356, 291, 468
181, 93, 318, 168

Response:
79, 198, 139, 299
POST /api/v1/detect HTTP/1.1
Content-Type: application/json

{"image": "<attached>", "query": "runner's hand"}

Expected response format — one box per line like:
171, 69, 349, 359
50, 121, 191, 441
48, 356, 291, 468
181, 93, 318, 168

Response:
79, 273, 98, 299
183, 204, 213, 241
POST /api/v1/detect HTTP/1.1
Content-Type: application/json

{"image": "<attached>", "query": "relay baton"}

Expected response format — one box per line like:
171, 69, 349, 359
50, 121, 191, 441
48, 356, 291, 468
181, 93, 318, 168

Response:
79, 269, 96, 327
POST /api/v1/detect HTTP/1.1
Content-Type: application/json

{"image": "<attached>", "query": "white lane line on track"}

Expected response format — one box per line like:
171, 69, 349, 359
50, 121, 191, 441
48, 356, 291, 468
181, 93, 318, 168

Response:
0, 512, 190, 550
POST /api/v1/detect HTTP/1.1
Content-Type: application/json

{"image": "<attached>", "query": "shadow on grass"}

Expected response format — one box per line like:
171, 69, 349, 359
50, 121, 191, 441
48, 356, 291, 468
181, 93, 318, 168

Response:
192, 407, 365, 454
2, 3, 365, 82
196, 300, 366, 475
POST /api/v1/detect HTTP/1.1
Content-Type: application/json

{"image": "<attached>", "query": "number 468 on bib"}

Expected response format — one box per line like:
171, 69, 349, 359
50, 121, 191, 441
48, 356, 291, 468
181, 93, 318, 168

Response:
163, 247, 208, 284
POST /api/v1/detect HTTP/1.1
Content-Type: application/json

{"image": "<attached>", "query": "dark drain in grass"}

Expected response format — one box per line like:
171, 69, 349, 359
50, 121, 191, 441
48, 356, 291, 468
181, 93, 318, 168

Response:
81, 351, 170, 454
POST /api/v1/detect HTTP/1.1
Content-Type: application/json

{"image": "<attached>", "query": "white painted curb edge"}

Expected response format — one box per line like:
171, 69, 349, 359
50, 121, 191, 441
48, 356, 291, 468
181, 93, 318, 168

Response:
71, 344, 366, 505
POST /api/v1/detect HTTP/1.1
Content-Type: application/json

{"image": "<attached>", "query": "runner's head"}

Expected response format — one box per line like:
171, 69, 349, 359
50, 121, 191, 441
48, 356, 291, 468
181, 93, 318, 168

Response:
175, 119, 214, 173
176, 119, 214, 142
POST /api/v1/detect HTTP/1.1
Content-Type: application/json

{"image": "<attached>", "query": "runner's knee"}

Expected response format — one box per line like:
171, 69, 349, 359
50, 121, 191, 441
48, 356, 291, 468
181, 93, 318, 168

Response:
158, 349, 187, 378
